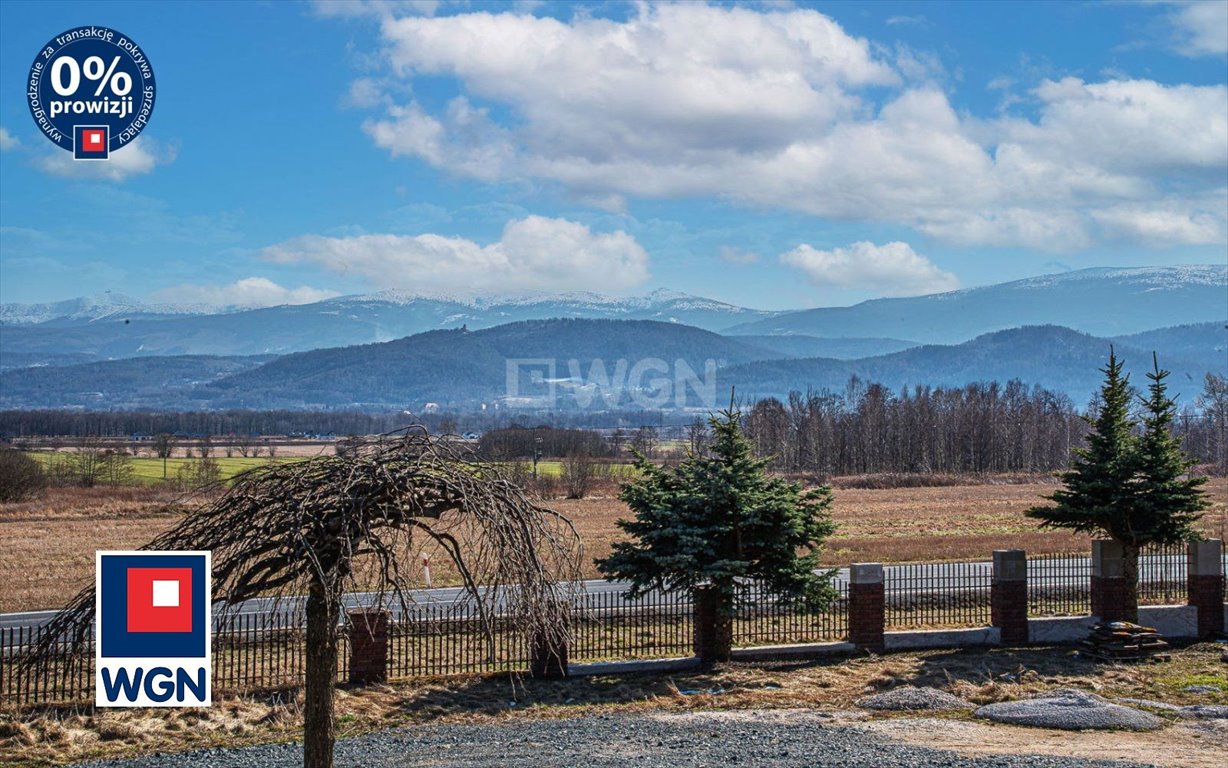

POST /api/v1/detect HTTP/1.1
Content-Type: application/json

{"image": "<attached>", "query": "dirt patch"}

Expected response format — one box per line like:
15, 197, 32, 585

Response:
856, 716, 1226, 768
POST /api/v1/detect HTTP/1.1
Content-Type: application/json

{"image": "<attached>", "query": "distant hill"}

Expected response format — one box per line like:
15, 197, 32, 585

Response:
0, 355, 273, 410
3, 265, 1223, 368
730, 335, 919, 360
727, 265, 1228, 343
720, 325, 1219, 405
1, 319, 1221, 412
0, 289, 779, 366
1110, 321, 1228, 366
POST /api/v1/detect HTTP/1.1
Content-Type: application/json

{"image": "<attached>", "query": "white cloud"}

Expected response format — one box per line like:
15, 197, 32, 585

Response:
719, 246, 760, 265
1166, 1, 1228, 57
152, 277, 340, 309
313, 0, 440, 19
0, 127, 18, 151
35, 137, 176, 182
1091, 200, 1227, 246
262, 215, 650, 296
780, 241, 959, 296
345, 5, 1228, 250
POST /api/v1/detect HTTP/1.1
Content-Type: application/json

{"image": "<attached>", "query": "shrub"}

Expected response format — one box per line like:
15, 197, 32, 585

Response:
0, 449, 48, 502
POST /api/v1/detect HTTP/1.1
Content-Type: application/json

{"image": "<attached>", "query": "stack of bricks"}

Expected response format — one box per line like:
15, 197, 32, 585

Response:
848, 563, 884, 653
347, 609, 389, 684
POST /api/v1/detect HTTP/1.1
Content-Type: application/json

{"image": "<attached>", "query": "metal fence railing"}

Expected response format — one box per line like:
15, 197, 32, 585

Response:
572, 588, 693, 662
733, 580, 848, 646
885, 561, 992, 629
1028, 551, 1091, 617
1138, 543, 1188, 606
1, 545, 1214, 707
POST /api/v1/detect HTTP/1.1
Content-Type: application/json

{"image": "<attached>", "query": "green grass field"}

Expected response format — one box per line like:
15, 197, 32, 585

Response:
26, 453, 307, 483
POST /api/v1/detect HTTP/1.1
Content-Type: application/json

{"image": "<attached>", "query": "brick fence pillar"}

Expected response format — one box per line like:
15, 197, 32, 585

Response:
1188, 539, 1224, 639
1091, 540, 1129, 622
849, 563, 885, 653
992, 549, 1028, 645
693, 584, 732, 665
348, 609, 389, 684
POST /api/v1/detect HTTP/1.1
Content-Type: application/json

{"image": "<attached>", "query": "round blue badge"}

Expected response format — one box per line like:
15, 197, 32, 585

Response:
26, 26, 156, 159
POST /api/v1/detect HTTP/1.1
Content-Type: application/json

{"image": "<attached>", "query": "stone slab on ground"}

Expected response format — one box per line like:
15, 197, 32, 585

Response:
856, 686, 971, 711
974, 689, 1163, 731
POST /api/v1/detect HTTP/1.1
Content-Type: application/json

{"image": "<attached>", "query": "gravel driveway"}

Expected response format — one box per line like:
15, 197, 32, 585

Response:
69, 710, 1157, 768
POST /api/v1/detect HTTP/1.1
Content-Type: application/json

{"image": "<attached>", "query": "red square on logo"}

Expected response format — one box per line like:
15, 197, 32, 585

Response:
82, 129, 105, 151
126, 568, 193, 633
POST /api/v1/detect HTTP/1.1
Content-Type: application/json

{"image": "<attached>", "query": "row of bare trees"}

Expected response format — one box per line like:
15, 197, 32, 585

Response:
739, 374, 1228, 477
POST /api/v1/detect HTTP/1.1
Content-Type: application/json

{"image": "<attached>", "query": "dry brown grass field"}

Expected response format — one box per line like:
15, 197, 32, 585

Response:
1, 478, 1225, 614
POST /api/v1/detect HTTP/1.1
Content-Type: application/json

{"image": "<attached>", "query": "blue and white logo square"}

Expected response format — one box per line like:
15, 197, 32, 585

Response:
95, 551, 212, 707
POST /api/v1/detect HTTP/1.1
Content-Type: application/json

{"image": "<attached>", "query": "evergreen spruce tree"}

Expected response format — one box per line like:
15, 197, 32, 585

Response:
597, 407, 836, 659
1027, 349, 1207, 622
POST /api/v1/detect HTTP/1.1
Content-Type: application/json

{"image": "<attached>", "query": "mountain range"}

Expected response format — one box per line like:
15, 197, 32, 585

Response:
1, 319, 1223, 412
2, 266, 1223, 369
0, 265, 1223, 412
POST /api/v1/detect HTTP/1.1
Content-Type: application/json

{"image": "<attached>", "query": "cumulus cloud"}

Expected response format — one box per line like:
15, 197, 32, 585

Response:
152, 277, 340, 309
35, 137, 176, 182
0, 127, 18, 151
1165, 0, 1228, 57
262, 215, 650, 296
342, 4, 1228, 251
780, 241, 959, 296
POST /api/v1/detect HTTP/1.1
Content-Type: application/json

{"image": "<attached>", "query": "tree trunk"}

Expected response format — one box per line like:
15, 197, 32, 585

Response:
304, 577, 339, 768
1121, 543, 1140, 624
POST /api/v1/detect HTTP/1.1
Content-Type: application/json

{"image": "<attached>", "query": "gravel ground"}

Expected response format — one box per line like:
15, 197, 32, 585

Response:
69, 710, 1157, 768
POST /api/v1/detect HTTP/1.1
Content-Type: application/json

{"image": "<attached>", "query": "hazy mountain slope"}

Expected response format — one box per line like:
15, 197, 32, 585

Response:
730, 335, 919, 360
721, 325, 1219, 405
727, 266, 1228, 343
2, 319, 1220, 412
0, 355, 273, 409
0, 290, 779, 365
1110, 321, 1228, 365
204, 318, 776, 409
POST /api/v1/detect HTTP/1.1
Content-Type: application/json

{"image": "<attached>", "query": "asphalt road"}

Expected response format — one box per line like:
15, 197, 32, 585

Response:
0, 554, 1194, 632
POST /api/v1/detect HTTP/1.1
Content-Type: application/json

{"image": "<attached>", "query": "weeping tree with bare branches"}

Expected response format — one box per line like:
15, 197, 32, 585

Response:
28, 429, 582, 768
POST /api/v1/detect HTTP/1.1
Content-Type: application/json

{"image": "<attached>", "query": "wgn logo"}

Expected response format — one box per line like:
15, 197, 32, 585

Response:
95, 551, 211, 707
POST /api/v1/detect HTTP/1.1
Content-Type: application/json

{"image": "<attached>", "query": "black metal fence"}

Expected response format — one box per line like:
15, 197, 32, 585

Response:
1028, 552, 1091, 616
1138, 543, 1188, 606
885, 561, 992, 629
2, 544, 1210, 707
572, 588, 693, 662
733, 580, 849, 646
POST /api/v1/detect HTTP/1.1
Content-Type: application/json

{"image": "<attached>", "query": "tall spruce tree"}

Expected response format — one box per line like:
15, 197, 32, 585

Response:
597, 407, 836, 660
1027, 349, 1207, 622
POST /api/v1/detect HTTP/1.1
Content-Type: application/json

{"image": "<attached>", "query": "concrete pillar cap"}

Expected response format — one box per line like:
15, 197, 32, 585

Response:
993, 549, 1027, 581
850, 563, 884, 584
1188, 539, 1223, 577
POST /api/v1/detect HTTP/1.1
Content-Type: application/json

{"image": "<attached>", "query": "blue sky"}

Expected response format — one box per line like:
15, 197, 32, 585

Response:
1, 0, 1225, 311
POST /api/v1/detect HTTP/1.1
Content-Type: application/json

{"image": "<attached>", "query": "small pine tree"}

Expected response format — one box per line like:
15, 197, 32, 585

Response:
597, 407, 836, 659
1131, 353, 1208, 544
1027, 349, 1207, 621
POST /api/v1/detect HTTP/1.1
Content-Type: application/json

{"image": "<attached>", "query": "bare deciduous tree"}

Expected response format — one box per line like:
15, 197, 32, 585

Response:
28, 429, 581, 768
